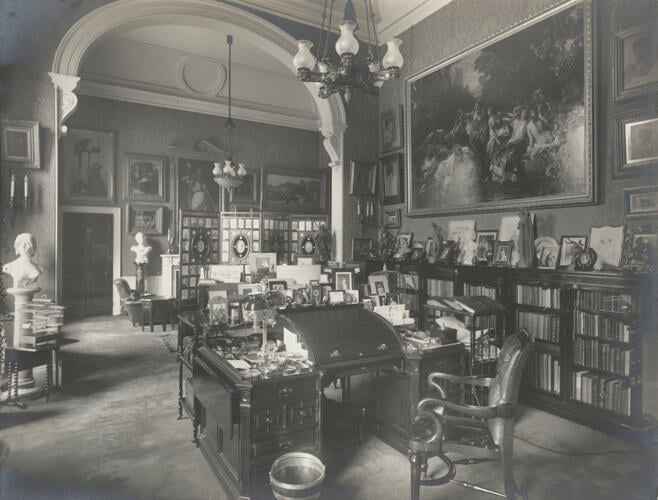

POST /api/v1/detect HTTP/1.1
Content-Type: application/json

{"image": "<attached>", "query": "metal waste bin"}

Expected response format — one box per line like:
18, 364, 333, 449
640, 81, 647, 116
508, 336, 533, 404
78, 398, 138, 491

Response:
269, 452, 325, 500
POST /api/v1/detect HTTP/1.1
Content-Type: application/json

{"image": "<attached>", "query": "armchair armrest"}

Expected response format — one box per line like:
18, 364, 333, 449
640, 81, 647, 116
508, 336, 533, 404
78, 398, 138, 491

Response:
427, 372, 494, 398
418, 397, 517, 420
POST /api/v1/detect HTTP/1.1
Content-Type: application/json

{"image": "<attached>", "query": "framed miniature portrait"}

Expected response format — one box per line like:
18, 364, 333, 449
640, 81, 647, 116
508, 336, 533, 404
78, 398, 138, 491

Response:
535, 236, 560, 269
334, 271, 354, 291
1, 120, 39, 167
475, 230, 498, 263
623, 185, 658, 218
621, 225, 656, 272
329, 290, 346, 305
384, 208, 401, 229
349, 160, 377, 196
558, 235, 587, 268
351, 238, 373, 261
613, 20, 658, 101
493, 240, 514, 267
379, 152, 404, 205
436, 240, 456, 265
124, 154, 167, 202
380, 105, 403, 152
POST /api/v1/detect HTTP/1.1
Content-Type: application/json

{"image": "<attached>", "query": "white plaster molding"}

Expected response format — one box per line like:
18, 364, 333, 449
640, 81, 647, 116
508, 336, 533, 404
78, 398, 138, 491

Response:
376, 0, 453, 40
78, 80, 320, 131
48, 72, 80, 135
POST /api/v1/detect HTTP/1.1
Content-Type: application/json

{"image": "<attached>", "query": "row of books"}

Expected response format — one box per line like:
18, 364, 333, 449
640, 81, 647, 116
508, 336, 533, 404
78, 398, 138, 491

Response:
426, 278, 454, 298
575, 290, 636, 314
572, 371, 633, 417
463, 283, 497, 299
573, 337, 639, 376
517, 311, 560, 343
515, 284, 561, 309
398, 291, 419, 313
574, 311, 634, 343
527, 352, 560, 395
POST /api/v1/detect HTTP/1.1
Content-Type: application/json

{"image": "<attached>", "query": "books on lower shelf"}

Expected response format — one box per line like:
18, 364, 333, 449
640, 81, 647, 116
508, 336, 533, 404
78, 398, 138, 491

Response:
527, 351, 560, 395
426, 278, 454, 298
517, 311, 560, 343
572, 370, 634, 417
463, 283, 497, 299
516, 284, 561, 309
574, 311, 634, 342
573, 337, 639, 376
576, 290, 636, 314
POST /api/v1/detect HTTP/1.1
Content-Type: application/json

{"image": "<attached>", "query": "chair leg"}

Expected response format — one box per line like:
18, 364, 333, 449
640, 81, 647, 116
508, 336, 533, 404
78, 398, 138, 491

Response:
409, 450, 424, 500
501, 434, 521, 499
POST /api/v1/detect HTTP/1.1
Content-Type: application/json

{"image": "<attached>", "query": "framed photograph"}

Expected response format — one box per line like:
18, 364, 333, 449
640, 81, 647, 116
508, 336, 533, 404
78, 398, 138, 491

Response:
351, 238, 373, 261
612, 110, 658, 178
124, 153, 166, 201
436, 240, 456, 265
613, 20, 658, 101
476, 230, 498, 263
349, 160, 377, 196
589, 225, 625, 270
229, 170, 260, 207
262, 167, 328, 213
237, 283, 258, 296
329, 290, 346, 305
61, 128, 115, 204
380, 105, 404, 152
493, 240, 514, 267
535, 236, 560, 269
1, 120, 39, 167
395, 232, 413, 255
379, 152, 404, 205
368, 274, 390, 296
345, 289, 360, 304
623, 185, 658, 218
207, 290, 229, 325
621, 225, 656, 272
268, 280, 288, 291
334, 271, 354, 291
424, 238, 435, 260
406, 1, 594, 216
126, 204, 163, 235
384, 208, 401, 229
558, 235, 587, 267
248, 252, 277, 275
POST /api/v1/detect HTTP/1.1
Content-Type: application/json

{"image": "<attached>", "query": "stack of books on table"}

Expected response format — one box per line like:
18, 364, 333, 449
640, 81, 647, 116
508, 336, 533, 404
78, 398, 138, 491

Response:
20, 299, 65, 350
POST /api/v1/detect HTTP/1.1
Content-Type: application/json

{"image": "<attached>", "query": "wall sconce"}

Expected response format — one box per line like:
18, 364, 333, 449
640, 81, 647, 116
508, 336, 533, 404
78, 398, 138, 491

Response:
355, 198, 375, 225
9, 170, 30, 210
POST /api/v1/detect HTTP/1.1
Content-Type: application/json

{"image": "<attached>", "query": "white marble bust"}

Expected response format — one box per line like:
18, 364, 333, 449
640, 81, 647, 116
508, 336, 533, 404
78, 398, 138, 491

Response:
130, 232, 152, 265
2, 233, 42, 289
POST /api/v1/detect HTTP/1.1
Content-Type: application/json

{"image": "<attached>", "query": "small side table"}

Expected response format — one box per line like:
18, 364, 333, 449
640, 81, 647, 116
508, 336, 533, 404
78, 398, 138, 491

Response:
141, 297, 177, 332
3, 345, 60, 408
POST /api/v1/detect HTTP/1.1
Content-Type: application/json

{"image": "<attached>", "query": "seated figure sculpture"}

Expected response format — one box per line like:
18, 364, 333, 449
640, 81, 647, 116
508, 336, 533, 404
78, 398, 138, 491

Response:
2, 233, 42, 289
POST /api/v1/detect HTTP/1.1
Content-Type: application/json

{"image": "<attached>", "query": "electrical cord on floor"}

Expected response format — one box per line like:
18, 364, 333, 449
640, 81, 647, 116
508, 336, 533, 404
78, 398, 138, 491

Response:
514, 435, 657, 456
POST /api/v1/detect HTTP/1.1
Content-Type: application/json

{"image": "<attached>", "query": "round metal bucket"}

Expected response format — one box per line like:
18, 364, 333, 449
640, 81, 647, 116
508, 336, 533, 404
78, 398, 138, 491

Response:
269, 452, 325, 500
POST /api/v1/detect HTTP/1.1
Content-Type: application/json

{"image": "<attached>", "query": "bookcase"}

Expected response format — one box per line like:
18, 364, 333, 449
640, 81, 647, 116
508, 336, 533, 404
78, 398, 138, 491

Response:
361, 261, 656, 439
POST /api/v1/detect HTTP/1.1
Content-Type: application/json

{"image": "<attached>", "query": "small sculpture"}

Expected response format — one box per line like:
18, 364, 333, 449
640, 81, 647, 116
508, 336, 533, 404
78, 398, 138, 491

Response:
429, 223, 443, 263
2, 233, 42, 288
130, 232, 152, 265
315, 223, 331, 262
516, 209, 535, 268
461, 229, 478, 265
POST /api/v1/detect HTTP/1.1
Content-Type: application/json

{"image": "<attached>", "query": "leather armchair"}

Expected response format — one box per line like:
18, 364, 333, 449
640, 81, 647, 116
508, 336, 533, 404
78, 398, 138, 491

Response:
409, 329, 534, 500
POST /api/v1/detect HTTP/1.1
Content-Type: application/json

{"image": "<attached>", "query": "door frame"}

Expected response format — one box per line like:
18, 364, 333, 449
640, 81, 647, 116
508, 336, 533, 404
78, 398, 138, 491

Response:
60, 205, 122, 315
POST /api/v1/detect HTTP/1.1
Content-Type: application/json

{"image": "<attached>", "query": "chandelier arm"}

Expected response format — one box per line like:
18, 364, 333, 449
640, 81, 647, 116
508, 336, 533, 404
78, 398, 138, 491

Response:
367, 0, 382, 64
363, 0, 374, 61
322, 0, 336, 63
227, 34, 233, 160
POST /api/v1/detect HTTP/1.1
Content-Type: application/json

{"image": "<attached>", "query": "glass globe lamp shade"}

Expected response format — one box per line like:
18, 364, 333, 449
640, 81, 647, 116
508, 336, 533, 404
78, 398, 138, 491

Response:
382, 38, 404, 69
335, 21, 359, 56
293, 40, 316, 70
212, 162, 222, 176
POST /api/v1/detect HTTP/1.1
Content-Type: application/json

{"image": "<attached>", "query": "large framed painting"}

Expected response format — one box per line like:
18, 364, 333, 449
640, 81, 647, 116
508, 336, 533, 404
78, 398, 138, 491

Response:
126, 203, 163, 235
229, 170, 260, 208
612, 109, 658, 178
124, 153, 167, 202
261, 167, 328, 213
613, 20, 658, 101
406, 0, 594, 216
171, 149, 222, 229
60, 128, 115, 204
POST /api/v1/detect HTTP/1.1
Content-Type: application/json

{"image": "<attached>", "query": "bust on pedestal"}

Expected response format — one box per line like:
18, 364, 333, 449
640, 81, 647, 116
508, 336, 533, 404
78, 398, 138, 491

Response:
130, 232, 152, 294
2, 233, 42, 390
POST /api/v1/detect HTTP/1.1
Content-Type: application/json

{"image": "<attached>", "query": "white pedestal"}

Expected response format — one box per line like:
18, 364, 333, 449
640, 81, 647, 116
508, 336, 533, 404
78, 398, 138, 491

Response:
7, 287, 41, 389
161, 254, 180, 298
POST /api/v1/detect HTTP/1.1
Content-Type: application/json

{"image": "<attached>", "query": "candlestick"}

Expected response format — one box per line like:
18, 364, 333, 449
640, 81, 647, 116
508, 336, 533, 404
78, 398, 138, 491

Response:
10, 172, 15, 199
24, 173, 29, 205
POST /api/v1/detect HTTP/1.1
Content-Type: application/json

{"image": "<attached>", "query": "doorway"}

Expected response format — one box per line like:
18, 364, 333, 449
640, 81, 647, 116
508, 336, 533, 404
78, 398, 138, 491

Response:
62, 212, 114, 318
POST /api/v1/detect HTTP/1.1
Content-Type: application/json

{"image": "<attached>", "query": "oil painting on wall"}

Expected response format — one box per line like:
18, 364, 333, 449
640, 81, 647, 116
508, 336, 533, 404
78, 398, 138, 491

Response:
406, 1, 593, 216
261, 167, 327, 213
175, 155, 220, 213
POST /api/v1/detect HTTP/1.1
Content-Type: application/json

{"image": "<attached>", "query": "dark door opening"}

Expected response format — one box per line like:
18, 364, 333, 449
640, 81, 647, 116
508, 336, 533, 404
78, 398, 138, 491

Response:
63, 212, 113, 318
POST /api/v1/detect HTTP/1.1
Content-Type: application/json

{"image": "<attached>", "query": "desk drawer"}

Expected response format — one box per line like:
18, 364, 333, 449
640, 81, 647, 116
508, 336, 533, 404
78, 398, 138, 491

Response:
251, 428, 317, 459
252, 375, 318, 407
287, 398, 317, 430
252, 406, 285, 434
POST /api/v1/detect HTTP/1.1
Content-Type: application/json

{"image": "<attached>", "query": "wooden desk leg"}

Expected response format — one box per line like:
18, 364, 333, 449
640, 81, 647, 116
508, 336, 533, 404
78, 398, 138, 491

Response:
46, 354, 52, 402
150, 311, 155, 333
142, 308, 146, 332
54, 348, 60, 388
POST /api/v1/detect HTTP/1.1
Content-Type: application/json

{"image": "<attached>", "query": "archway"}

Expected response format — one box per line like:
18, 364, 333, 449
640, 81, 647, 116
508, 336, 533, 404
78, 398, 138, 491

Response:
50, 0, 347, 300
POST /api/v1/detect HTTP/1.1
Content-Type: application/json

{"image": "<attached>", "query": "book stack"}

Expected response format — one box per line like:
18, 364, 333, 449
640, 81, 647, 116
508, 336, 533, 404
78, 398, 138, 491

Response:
463, 283, 497, 299
573, 337, 639, 376
516, 284, 561, 309
426, 278, 454, 298
572, 371, 634, 416
528, 351, 560, 395
517, 311, 560, 343
574, 311, 633, 342
20, 298, 65, 350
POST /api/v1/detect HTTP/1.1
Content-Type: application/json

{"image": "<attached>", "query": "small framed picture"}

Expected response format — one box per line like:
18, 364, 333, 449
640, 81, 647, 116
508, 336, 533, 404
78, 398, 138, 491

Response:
329, 290, 346, 305
493, 240, 514, 267
321, 284, 334, 304
380, 104, 403, 152
612, 110, 658, 178
349, 160, 377, 196
424, 238, 435, 261
535, 237, 560, 270
621, 225, 657, 272
395, 232, 413, 255
379, 152, 404, 205
124, 153, 167, 201
334, 271, 354, 291
368, 274, 389, 296
248, 252, 277, 275
623, 185, 658, 218
237, 283, 256, 296
589, 225, 625, 270
1, 120, 39, 167
436, 240, 456, 265
475, 230, 498, 263
351, 238, 373, 261
268, 280, 288, 291
558, 235, 587, 268
126, 204, 163, 235
384, 208, 401, 229
345, 289, 360, 304
613, 20, 658, 101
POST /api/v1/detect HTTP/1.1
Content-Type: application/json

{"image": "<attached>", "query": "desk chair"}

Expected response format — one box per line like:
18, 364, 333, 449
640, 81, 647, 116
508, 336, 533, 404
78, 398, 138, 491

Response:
114, 279, 139, 313
409, 329, 534, 500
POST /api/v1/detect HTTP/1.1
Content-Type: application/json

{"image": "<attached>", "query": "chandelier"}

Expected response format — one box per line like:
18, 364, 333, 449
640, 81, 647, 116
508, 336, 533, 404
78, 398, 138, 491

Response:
213, 34, 247, 190
292, 0, 403, 103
